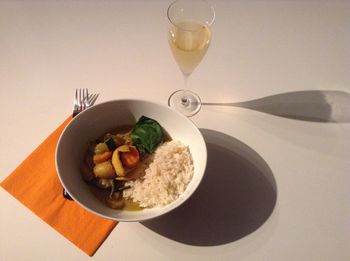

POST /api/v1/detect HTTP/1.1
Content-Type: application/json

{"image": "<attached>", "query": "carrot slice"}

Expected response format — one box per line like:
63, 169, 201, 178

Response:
120, 146, 140, 168
93, 151, 112, 164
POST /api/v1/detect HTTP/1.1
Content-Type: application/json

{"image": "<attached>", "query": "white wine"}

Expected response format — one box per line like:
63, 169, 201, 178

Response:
169, 21, 211, 76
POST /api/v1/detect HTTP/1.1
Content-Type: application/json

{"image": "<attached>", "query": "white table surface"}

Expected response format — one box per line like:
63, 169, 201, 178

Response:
1, 0, 349, 260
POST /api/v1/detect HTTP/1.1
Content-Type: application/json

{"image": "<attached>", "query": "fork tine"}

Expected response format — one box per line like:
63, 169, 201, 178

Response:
85, 88, 89, 108
74, 88, 98, 114
88, 93, 99, 107
74, 89, 78, 104
81, 89, 85, 110
78, 88, 81, 105
82, 88, 86, 110
73, 89, 78, 111
81, 88, 84, 111
85, 88, 90, 109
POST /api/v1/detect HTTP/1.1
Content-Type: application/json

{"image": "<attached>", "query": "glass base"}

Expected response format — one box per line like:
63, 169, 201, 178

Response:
168, 89, 202, 117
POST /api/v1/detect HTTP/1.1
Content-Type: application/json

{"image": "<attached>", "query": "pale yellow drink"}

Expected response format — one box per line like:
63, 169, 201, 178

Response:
169, 21, 211, 76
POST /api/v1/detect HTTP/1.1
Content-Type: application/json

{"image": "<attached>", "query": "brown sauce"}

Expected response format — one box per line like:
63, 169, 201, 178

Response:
83, 124, 172, 211
89, 185, 143, 211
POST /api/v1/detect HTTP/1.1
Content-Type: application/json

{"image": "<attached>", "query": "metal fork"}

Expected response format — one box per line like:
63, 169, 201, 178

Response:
63, 88, 99, 200
72, 88, 99, 117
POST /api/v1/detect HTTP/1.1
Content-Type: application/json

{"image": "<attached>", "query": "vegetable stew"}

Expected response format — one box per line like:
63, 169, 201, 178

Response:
80, 116, 170, 210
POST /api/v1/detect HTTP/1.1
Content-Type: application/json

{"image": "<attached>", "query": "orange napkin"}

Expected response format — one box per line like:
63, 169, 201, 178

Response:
0, 117, 118, 256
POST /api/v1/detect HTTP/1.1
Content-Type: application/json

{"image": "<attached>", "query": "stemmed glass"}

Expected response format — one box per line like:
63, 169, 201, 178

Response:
167, 0, 215, 117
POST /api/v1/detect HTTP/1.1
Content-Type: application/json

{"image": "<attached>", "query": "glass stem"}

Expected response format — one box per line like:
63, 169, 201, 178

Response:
182, 74, 190, 106
183, 74, 189, 89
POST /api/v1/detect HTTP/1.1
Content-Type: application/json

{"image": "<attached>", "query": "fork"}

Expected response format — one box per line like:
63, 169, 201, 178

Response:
72, 88, 99, 117
63, 88, 99, 200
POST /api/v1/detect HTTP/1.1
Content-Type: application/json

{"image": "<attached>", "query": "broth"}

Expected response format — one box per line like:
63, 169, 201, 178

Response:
81, 121, 171, 211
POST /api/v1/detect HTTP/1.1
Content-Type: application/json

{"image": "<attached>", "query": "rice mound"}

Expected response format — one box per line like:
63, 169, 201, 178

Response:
123, 140, 194, 208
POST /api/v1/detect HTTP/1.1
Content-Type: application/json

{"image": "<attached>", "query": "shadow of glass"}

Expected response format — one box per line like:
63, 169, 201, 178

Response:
202, 90, 350, 123
141, 129, 277, 246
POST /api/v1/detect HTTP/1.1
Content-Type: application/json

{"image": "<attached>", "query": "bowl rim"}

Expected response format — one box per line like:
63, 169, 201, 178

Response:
55, 98, 207, 222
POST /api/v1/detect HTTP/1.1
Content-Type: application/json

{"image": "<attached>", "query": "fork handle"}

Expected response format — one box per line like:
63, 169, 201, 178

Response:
72, 111, 79, 118
63, 189, 73, 200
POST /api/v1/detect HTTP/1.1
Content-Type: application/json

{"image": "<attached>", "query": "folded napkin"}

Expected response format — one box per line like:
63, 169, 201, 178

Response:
0, 117, 118, 256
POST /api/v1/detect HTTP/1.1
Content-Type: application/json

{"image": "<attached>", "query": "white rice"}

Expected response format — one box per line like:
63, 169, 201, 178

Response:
123, 140, 194, 208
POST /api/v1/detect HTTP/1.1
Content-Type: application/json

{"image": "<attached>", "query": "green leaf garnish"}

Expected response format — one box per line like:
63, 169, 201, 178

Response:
131, 116, 164, 154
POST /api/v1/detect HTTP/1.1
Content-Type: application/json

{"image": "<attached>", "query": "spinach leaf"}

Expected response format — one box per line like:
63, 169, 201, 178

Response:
131, 116, 164, 154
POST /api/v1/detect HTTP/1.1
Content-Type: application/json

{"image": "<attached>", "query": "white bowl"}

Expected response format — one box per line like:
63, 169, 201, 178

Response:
55, 99, 207, 222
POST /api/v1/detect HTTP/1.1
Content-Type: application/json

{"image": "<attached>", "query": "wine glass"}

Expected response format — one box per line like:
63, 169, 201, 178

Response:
167, 0, 215, 117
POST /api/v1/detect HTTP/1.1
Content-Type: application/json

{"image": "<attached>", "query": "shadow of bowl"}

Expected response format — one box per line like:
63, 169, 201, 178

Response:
141, 129, 277, 246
